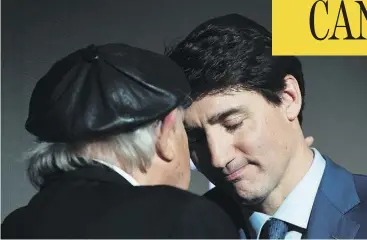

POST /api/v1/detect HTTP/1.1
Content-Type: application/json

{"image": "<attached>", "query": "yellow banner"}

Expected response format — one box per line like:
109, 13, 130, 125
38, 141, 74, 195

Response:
272, 0, 367, 55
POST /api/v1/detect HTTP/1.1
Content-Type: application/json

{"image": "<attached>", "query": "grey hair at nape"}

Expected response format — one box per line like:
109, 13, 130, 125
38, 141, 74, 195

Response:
26, 120, 161, 189
26, 141, 90, 189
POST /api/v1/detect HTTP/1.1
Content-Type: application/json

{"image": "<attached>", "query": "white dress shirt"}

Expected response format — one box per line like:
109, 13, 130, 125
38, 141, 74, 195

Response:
248, 148, 326, 239
93, 159, 140, 186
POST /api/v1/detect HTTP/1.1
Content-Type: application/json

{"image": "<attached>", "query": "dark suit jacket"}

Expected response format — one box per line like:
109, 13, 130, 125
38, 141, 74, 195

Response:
1, 164, 239, 239
204, 157, 367, 239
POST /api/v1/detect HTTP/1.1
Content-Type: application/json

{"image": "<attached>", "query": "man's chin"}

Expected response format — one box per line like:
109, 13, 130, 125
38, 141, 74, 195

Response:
214, 179, 268, 207
233, 187, 267, 206
238, 196, 265, 206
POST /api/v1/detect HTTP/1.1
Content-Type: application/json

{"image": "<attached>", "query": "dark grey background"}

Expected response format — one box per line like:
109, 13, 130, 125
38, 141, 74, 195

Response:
2, 0, 366, 221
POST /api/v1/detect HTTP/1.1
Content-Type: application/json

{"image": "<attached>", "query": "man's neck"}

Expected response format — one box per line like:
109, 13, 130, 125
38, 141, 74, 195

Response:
92, 158, 141, 186
258, 144, 315, 215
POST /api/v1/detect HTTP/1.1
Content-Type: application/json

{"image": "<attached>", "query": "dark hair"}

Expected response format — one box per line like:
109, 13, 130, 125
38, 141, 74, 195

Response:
166, 14, 305, 124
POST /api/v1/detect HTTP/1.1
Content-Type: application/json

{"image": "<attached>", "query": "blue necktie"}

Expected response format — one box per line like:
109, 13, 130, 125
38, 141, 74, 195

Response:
260, 218, 289, 239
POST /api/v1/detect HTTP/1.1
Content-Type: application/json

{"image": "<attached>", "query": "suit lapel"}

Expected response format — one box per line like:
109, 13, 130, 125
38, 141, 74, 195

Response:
307, 157, 360, 239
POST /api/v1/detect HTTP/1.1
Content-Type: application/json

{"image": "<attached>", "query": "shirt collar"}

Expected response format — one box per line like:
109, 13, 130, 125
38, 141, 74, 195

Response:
248, 148, 326, 237
93, 159, 140, 186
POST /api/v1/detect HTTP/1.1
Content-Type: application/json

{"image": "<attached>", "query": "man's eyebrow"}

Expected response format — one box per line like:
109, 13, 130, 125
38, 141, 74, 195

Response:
207, 107, 248, 125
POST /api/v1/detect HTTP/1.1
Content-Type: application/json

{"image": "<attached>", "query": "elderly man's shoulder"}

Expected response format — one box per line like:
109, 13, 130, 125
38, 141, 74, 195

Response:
1, 183, 239, 239
109, 184, 229, 215
90, 184, 239, 238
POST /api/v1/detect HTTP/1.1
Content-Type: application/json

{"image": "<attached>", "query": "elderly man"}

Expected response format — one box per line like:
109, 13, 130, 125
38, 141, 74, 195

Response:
167, 14, 367, 239
1, 43, 239, 239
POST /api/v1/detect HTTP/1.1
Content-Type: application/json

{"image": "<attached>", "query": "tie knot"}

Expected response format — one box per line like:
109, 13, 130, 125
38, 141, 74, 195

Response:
260, 218, 289, 239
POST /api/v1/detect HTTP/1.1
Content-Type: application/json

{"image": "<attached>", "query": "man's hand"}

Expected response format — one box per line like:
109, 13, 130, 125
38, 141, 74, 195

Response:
305, 136, 314, 147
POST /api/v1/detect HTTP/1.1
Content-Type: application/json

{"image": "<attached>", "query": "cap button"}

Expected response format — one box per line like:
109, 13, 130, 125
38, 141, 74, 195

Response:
82, 44, 99, 62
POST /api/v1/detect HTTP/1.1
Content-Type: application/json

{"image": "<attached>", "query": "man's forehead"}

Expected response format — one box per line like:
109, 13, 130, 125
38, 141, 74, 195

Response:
185, 92, 250, 113
183, 96, 221, 122
183, 94, 250, 127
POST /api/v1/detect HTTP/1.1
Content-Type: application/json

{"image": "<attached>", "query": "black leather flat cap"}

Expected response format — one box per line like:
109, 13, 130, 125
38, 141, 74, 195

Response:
25, 43, 191, 143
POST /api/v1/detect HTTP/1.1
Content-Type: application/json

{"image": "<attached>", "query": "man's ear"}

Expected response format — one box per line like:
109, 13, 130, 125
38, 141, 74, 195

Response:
155, 109, 178, 162
281, 74, 302, 122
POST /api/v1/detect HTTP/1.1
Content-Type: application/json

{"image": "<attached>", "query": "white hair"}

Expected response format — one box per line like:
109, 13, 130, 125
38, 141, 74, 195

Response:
26, 120, 161, 189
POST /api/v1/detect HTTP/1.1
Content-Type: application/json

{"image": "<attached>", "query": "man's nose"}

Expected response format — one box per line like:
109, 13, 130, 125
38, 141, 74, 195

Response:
206, 131, 233, 168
